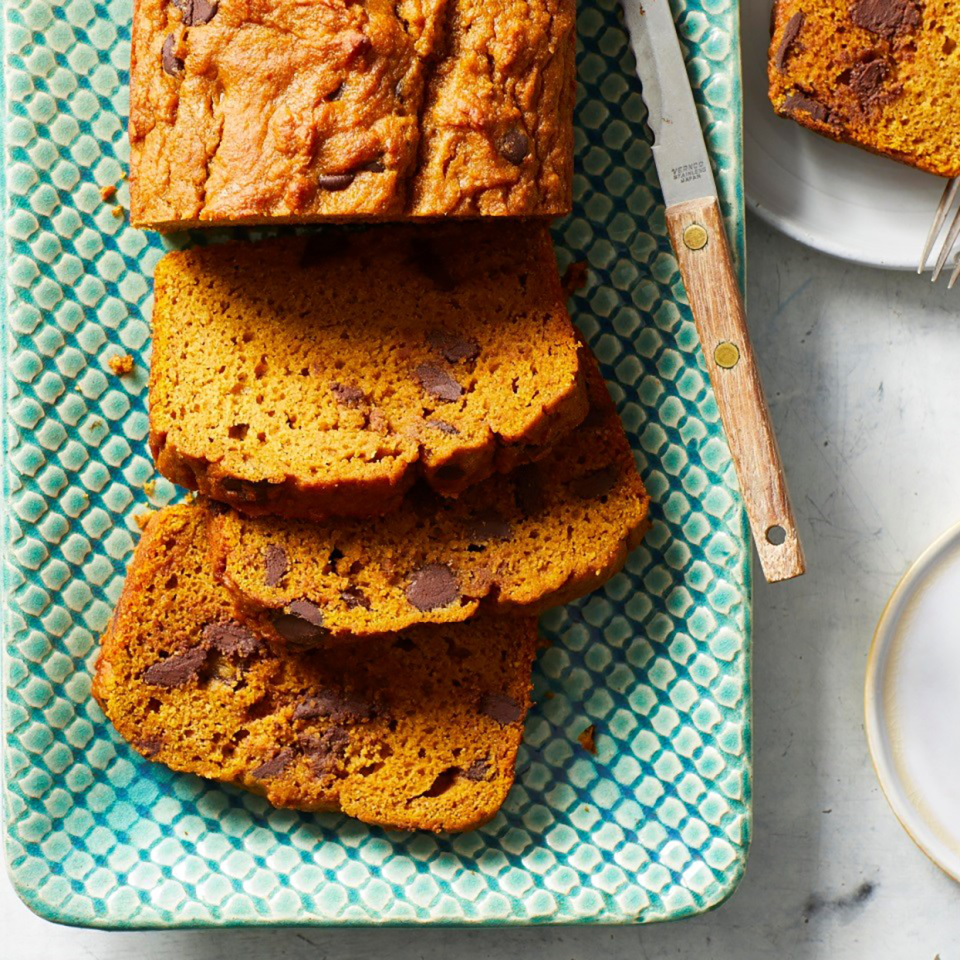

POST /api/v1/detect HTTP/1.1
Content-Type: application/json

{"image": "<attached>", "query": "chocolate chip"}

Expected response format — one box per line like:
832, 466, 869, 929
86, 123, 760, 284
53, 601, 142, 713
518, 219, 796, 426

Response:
294, 689, 376, 723
462, 759, 491, 781
467, 509, 512, 542
499, 126, 529, 165
172, 0, 217, 25
406, 564, 460, 611
251, 748, 293, 780
273, 599, 327, 645
850, 59, 887, 97
317, 173, 356, 191
291, 599, 325, 625
410, 240, 456, 291
142, 647, 209, 687
331, 382, 366, 407
299, 725, 350, 776
479, 693, 522, 725
425, 419, 459, 435
134, 736, 163, 758
850, 0, 921, 38
571, 466, 618, 500
263, 544, 288, 588
427, 329, 480, 363
161, 35, 183, 77
514, 464, 545, 514
415, 364, 462, 402
202, 620, 262, 657
847, 58, 901, 111
774, 12, 804, 71
221, 477, 269, 502
340, 587, 371, 610
782, 93, 837, 125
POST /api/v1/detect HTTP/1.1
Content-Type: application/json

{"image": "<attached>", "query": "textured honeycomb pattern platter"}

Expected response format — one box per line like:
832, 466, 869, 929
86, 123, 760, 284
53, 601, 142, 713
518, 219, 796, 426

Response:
2, 0, 750, 928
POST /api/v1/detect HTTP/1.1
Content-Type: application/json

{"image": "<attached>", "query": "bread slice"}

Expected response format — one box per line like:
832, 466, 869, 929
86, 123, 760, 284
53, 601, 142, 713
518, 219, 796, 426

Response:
149, 223, 588, 520
768, 0, 960, 177
93, 502, 537, 833
210, 350, 650, 645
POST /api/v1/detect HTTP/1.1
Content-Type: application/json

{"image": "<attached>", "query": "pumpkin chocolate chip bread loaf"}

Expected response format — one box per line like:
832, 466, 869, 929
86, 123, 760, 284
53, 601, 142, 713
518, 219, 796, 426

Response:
93, 502, 537, 832
210, 350, 650, 646
129, 0, 575, 228
769, 0, 960, 176
149, 223, 588, 521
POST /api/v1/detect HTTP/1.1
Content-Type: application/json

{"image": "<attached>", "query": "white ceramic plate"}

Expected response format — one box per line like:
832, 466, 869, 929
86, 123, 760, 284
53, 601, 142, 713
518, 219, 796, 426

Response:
865, 521, 960, 884
741, 0, 948, 270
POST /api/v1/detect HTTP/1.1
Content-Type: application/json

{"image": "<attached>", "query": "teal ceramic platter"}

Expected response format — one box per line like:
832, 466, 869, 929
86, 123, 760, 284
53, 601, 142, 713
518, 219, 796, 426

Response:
2, 0, 751, 928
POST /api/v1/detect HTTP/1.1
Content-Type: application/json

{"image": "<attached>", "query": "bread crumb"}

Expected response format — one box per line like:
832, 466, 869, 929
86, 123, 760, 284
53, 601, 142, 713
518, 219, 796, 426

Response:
108, 353, 134, 375
143, 480, 156, 497
577, 724, 596, 754
561, 260, 589, 297
134, 512, 154, 530
112, 205, 124, 219
100, 184, 117, 202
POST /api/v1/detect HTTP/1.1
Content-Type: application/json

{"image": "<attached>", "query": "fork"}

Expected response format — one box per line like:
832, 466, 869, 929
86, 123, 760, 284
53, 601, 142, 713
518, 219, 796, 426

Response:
919, 177, 960, 287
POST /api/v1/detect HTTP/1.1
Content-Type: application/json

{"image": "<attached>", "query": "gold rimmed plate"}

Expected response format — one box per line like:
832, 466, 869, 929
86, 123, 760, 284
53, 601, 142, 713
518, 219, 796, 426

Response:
865, 520, 960, 883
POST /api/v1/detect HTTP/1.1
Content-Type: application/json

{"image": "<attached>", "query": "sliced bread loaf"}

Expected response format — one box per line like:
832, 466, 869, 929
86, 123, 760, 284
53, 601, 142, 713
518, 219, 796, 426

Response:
149, 223, 588, 520
211, 350, 650, 645
93, 502, 537, 833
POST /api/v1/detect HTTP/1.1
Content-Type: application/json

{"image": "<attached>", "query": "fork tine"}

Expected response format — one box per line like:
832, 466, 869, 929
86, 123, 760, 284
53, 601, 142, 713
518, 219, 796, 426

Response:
920, 177, 960, 275
949, 257, 960, 290
931, 197, 960, 282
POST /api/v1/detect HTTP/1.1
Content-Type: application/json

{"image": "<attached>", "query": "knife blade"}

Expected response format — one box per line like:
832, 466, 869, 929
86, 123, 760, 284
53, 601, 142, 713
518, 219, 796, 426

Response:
619, 0, 806, 583
619, 0, 717, 207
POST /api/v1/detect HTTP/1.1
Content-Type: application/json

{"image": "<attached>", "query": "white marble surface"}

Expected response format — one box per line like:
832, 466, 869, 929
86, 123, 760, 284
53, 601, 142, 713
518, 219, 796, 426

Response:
4, 215, 960, 957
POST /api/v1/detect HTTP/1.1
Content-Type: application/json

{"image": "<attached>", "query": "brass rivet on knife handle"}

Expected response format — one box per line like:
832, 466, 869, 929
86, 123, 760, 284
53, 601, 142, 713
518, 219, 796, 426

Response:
683, 224, 708, 251
666, 196, 805, 583
714, 341, 740, 369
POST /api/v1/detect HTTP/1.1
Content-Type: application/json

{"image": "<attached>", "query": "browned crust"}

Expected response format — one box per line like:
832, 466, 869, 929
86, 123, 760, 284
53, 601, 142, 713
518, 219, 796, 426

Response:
771, 97, 958, 178
129, 0, 575, 228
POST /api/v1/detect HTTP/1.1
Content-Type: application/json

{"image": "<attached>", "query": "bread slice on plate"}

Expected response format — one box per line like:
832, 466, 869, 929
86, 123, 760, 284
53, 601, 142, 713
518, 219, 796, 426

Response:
211, 350, 650, 646
149, 223, 588, 520
768, 0, 960, 177
93, 502, 537, 833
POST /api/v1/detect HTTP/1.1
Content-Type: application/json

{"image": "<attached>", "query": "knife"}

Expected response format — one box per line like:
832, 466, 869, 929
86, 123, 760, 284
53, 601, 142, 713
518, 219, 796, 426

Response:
619, 0, 805, 583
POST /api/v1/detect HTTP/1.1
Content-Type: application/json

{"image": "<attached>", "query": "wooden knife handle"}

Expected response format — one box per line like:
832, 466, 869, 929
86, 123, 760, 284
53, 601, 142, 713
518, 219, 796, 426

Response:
665, 196, 805, 583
